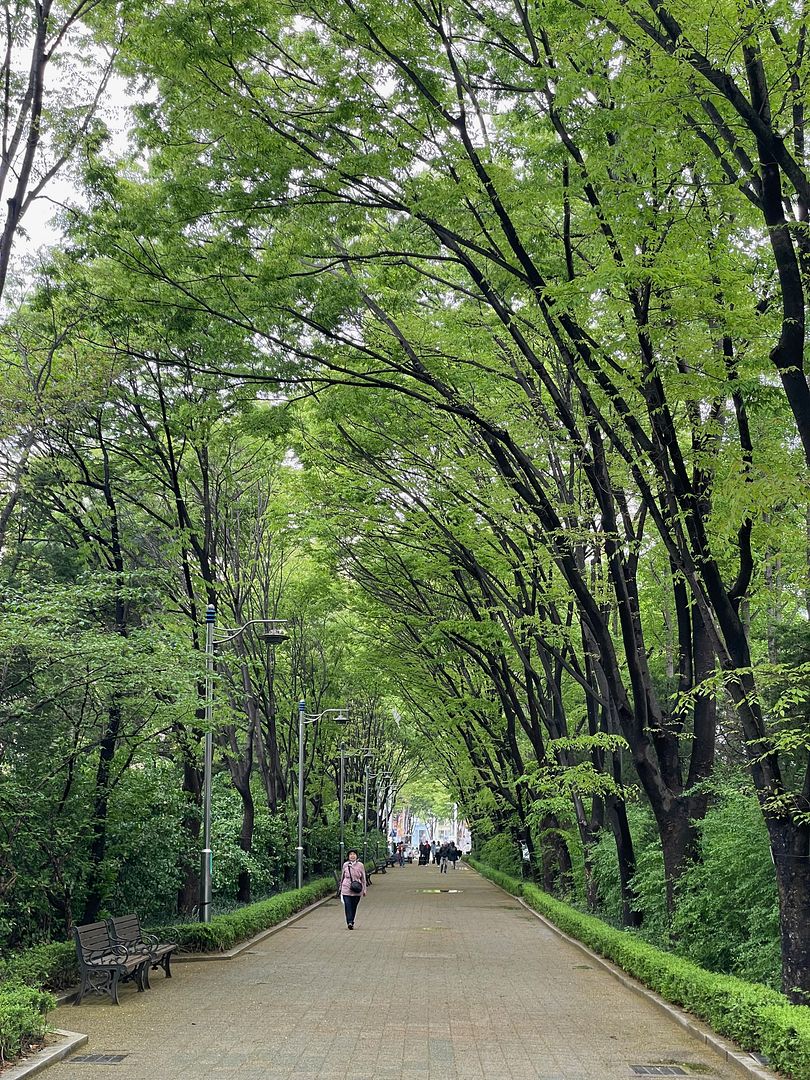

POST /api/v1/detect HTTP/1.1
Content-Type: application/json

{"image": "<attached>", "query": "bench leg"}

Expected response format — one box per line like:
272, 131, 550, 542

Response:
110, 970, 121, 1006
138, 962, 149, 991
74, 973, 88, 1006
163, 953, 172, 979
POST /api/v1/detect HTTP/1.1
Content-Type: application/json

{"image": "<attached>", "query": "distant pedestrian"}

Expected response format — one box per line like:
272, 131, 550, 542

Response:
338, 849, 367, 929
449, 842, 459, 869
397, 841, 405, 867
431, 840, 439, 864
439, 842, 449, 873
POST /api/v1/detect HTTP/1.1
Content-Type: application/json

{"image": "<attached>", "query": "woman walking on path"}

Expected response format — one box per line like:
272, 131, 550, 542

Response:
338, 849, 367, 929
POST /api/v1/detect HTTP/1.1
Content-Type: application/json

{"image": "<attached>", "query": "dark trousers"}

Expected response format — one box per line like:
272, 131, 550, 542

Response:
342, 893, 361, 925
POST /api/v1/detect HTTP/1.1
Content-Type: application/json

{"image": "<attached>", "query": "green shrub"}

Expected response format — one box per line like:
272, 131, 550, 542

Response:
671, 790, 780, 987
587, 791, 780, 987
0, 942, 77, 991
150, 878, 334, 953
0, 985, 54, 1064
468, 859, 810, 1080
105, 761, 191, 923
588, 805, 667, 934
477, 834, 522, 876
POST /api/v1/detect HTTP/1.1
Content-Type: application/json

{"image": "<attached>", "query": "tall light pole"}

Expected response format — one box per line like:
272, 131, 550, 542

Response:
200, 605, 287, 923
338, 745, 374, 867
339, 742, 346, 869
363, 761, 374, 864
201, 606, 215, 925
378, 772, 392, 860
297, 703, 349, 888
297, 700, 305, 892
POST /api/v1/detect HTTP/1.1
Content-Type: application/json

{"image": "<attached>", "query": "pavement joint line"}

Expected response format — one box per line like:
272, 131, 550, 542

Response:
466, 865, 777, 1080
0, 1031, 88, 1080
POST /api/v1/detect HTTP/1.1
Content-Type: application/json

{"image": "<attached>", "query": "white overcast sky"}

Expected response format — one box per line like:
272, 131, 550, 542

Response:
16, 71, 139, 285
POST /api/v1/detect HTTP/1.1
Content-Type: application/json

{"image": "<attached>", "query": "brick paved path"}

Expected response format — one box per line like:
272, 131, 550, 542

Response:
52, 863, 740, 1080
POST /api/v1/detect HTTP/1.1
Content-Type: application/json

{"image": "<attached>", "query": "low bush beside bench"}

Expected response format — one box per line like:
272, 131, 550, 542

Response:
468, 858, 810, 1080
0, 985, 55, 1065
0, 941, 78, 992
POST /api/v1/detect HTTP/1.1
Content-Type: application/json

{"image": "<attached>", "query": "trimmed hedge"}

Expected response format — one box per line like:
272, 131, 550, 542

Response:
468, 858, 810, 1080
0, 985, 54, 1065
0, 942, 77, 992
149, 878, 334, 953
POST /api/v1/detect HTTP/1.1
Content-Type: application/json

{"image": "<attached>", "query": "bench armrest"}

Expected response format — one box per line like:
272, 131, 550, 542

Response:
83, 943, 133, 965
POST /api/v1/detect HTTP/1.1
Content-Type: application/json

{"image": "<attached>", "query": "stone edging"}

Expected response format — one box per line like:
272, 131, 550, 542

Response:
1, 1030, 88, 1080
54, 890, 337, 1004
469, 866, 778, 1080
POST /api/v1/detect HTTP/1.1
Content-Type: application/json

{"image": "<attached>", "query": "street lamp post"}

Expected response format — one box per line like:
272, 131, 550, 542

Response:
201, 607, 215, 925
363, 762, 374, 864
338, 745, 374, 868
378, 772, 392, 860
200, 605, 287, 923
339, 742, 346, 869
297, 703, 349, 889
297, 700, 305, 893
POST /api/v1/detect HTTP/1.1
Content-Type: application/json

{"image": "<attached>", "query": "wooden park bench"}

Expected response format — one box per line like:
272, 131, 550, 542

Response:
107, 914, 177, 988
73, 922, 149, 1006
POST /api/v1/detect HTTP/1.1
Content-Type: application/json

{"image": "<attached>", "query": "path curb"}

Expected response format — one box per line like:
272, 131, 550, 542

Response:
1, 1031, 88, 1080
469, 867, 777, 1080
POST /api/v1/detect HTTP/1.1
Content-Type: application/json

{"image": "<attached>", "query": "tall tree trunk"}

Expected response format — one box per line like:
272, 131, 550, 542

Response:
535, 812, 573, 892
769, 821, 810, 1002
605, 793, 641, 928
177, 751, 202, 915
236, 782, 255, 903
81, 701, 121, 924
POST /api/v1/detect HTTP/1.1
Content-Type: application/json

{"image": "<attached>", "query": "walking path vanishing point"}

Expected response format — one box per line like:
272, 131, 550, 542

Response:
52, 865, 748, 1080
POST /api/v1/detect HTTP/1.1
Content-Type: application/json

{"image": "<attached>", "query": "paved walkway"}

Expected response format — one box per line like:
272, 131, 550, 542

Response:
52, 864, 740, 1080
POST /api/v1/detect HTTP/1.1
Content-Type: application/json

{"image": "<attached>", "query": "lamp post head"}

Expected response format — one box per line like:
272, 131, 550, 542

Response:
261, 628, 288, 644
205, 604, 216, 623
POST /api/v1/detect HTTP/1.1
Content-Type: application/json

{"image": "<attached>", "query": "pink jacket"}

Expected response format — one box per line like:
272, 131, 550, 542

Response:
338, 859, 367, 897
